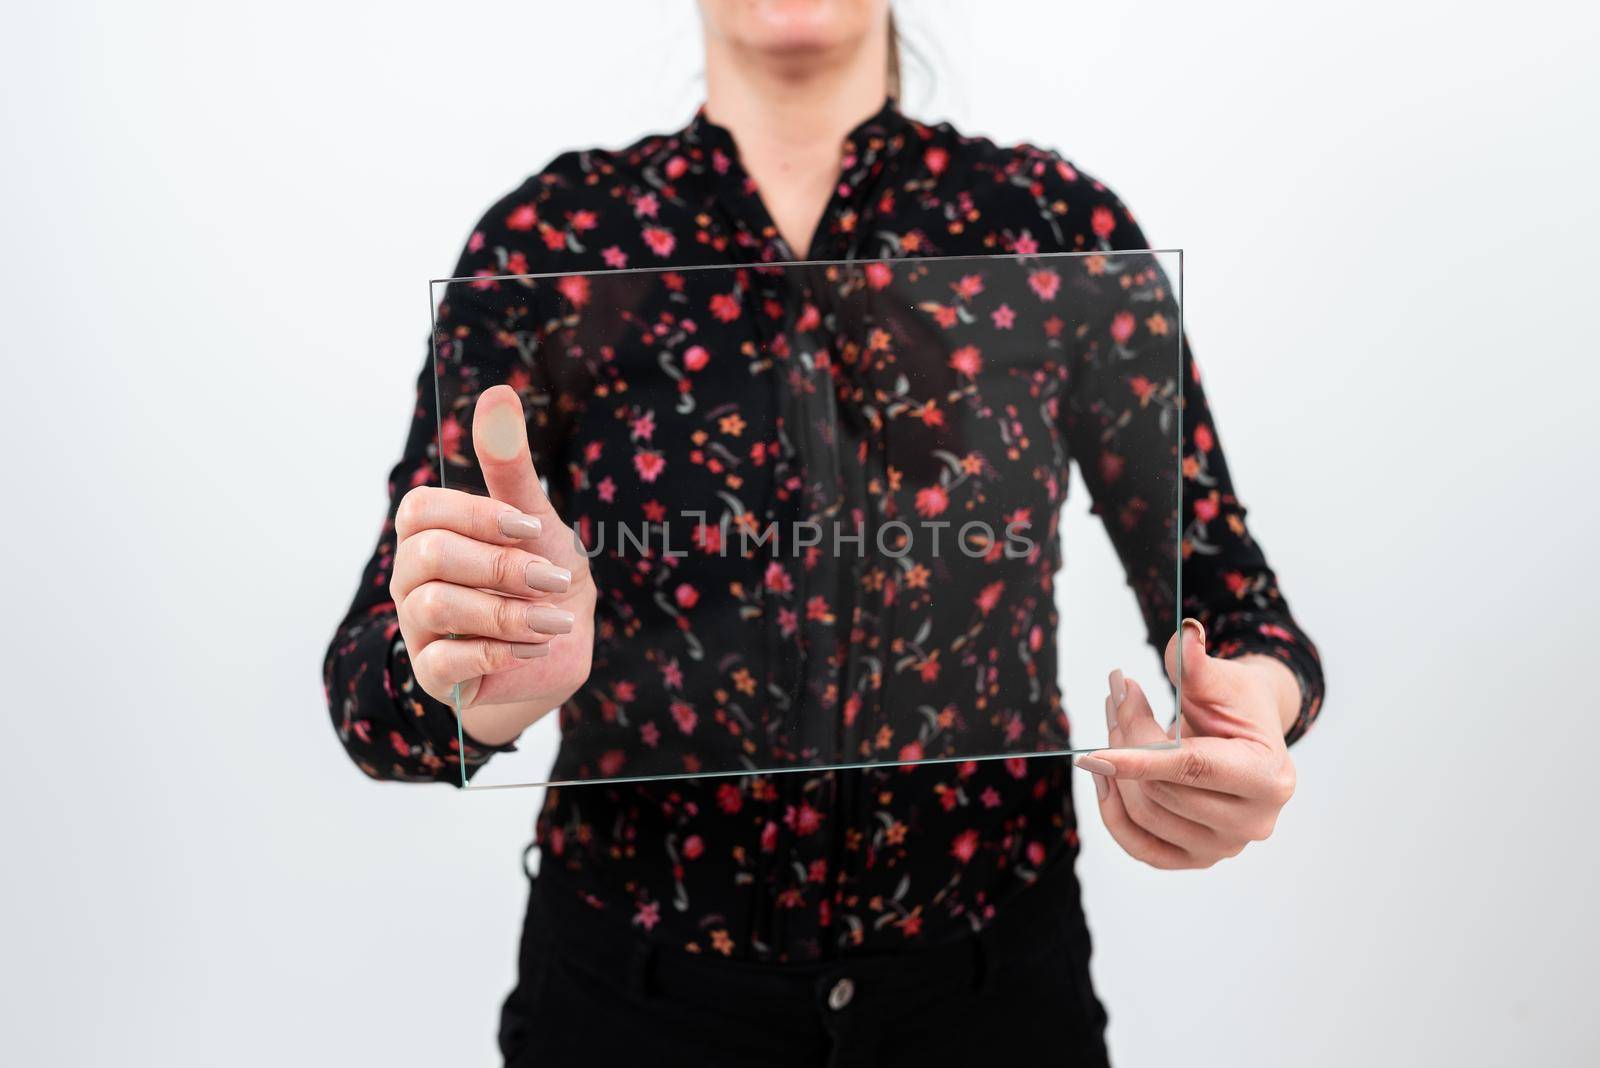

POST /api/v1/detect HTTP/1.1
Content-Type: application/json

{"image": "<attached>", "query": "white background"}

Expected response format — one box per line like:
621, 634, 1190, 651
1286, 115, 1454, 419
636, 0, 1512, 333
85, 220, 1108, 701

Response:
3, 1, 1598, 1064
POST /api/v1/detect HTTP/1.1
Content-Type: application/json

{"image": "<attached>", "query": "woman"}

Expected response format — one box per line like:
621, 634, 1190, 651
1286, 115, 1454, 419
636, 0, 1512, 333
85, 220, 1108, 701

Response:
325, 2, 1323, 1063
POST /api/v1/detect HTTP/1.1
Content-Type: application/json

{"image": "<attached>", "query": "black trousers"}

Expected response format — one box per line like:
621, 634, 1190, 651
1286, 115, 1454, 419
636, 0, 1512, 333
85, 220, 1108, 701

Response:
499, 864, 1110, 1068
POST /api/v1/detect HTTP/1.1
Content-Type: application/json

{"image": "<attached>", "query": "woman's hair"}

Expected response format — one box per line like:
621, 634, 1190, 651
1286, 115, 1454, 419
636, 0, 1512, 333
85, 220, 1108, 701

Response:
887, 10, 902, 100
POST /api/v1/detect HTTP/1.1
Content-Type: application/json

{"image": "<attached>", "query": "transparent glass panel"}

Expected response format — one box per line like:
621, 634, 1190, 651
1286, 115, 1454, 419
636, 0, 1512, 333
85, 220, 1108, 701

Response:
431, 250, 1183, 788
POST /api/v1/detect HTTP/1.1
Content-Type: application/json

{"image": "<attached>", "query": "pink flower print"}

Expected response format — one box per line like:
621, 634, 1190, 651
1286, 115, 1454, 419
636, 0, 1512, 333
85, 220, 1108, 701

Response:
1028, 269, 1060, 301
660, 659, 684, 689
634, 450, 666, 482
438, 414, 463, 463
784, 802, 822, 836
671, 701, 697, 734
950, 829, 979, 864
557, 274, 590, 308
948, 345, 982, 377
642, 226, 675, 257
505, 203, 536, 231
1091, 204, 1116, 238
765, 562, 794, 594
1110, 311, 1136, 344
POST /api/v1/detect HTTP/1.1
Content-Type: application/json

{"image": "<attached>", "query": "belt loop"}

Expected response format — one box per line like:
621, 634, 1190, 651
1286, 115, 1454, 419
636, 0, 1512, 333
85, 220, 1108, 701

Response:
627, 939, 657, 995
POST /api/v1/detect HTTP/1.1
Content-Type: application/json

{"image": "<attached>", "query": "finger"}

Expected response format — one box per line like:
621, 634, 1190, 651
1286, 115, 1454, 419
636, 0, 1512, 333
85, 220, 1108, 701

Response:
392, 529, 574, 602
1086, 766, 1195, 870
1116, 778, 1227, 857
1108, 676, 1233, 849
1082, 736, 1277, 799
1109, 674, 1167, 747
1139, 777, 1273, 844
473, 386, 557, 524
410, 633, 551, 701
404, 581, 576, 642
395, 485, 543, 545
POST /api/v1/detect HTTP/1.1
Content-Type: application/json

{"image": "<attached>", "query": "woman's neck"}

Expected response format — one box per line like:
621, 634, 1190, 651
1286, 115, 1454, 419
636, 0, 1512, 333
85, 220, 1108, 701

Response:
702, 29, 889, 255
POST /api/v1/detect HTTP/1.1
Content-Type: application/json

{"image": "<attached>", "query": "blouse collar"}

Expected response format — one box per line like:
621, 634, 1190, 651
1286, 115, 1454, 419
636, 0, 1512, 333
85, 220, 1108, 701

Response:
682, 99, 914, 259
686, 98, 909, 163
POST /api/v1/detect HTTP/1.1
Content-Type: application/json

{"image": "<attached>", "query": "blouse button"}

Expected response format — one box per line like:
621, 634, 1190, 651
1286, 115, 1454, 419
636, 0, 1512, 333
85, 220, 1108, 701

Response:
827, 977, 855, 1011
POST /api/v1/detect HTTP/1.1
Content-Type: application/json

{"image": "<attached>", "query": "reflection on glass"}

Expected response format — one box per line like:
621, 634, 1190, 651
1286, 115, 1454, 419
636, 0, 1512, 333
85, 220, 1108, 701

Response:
432, 251, 1183, 788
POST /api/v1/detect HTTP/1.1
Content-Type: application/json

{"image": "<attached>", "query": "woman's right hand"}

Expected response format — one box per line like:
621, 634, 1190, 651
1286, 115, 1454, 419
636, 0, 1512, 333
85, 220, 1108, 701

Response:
390, 385, 595, 746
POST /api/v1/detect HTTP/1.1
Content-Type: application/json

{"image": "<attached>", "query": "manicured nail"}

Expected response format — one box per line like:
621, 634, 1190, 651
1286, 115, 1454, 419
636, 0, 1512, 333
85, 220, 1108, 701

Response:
525, 562, 572, 593
1109, 668, 1127, 709
1092, 772, 1110, 801
1182, 617, 1207, 650
1076, 755, 1117, 776
1104, 694, 1117, 733
526, 605, 576, 634
477, 400, 525, 461
511, 642, 550, 659
498, 511, 541, 539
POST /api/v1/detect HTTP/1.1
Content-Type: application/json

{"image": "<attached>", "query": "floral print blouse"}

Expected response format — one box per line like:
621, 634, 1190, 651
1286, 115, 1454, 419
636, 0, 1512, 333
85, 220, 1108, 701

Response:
324, 101, 1323, 962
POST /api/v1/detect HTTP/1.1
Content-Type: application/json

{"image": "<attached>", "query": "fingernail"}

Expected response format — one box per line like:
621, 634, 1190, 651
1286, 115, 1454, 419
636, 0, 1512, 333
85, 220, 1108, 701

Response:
525, 562, 572, 593
526, 605, 576, 634
477, 401, 525, 461
1109, 668, 1127, 709
499, 511, 542, 539
1092, 772, 1110, 801
511, 642, 550, 659
1075, 755, 1117, 776
1182, 617, 1207, 650
1104, 694, 1117, 733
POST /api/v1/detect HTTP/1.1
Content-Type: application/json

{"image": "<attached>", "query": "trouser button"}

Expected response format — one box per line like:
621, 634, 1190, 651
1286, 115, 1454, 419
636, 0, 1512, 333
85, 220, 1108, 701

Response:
827, 977, 855, 1011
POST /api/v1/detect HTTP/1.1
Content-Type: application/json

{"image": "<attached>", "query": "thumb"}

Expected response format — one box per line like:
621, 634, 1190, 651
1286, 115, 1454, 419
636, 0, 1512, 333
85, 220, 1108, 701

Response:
1163, 618, 1242, 706
1163, 618, 1269, 740
473, 385, 556, 524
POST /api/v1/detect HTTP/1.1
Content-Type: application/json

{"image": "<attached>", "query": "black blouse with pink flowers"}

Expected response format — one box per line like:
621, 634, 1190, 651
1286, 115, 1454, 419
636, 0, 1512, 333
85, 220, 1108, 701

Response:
324, 102, 1323, 962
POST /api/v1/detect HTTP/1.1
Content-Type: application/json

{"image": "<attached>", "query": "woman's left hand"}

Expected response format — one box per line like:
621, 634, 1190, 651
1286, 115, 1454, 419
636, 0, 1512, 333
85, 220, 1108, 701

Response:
1075, 620, 1301, 869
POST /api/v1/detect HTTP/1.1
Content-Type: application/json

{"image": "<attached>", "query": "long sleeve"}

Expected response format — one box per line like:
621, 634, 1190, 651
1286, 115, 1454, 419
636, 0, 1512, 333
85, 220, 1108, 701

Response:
321, 346, 499, 783
323, 170, 581, 783
1060, 195, 1325, 744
